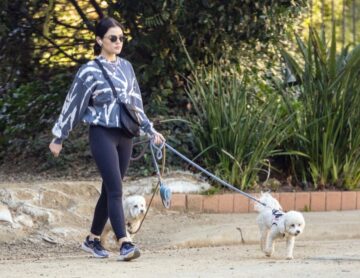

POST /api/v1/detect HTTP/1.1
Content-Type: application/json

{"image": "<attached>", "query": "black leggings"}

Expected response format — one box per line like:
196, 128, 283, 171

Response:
89, 125, 132, 240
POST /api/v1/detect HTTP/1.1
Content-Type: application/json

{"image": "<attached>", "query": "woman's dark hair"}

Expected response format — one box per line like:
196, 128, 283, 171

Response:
93, 17, 124, 55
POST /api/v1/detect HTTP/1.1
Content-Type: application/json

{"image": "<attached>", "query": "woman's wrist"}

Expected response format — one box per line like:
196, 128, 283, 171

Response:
51, 137, 63, 145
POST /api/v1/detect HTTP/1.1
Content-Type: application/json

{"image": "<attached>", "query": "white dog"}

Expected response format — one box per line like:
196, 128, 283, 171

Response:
101, 195, 146, 248
254, 192, 305, 259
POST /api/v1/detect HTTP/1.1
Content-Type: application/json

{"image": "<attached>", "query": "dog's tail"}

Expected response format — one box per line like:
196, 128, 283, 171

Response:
254, 192, 282, 212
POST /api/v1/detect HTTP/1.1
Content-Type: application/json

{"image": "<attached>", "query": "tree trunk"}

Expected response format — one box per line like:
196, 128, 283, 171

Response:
353, 0, 357, 44
342, 0, 346, 49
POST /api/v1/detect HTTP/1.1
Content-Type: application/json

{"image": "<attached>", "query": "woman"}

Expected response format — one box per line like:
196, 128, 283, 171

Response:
49, 17, 165, 261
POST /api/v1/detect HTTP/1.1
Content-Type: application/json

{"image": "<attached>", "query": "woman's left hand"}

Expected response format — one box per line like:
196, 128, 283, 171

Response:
152, 131, 166, 145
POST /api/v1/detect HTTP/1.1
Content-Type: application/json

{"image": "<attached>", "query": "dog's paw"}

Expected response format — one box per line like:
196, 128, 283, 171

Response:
286, 256, 294, 260
264, 249, 272, 257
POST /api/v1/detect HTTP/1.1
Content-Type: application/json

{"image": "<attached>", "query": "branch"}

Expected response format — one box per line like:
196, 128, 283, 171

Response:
68, 0, 95, 32
34, 29, 82, 64
89, 0, 104, 18
20, 8, 83, 64
31, 42, 91, 50
53, 16, 83, 30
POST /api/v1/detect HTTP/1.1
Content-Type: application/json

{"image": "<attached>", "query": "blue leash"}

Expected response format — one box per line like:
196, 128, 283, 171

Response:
164, 143, 267, 208
149, 140, 267, 208
134, 140, 273, 235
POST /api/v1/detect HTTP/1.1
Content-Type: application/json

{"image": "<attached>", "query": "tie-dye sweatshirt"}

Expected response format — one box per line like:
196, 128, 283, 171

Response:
52, 56, 156, 144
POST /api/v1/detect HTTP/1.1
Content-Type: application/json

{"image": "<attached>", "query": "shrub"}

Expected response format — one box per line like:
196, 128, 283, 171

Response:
186, 66, 296, 190
280, 26, 360, 189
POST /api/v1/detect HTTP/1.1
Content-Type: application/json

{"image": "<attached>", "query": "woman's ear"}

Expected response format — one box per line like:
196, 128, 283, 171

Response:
96, 36, 103, 46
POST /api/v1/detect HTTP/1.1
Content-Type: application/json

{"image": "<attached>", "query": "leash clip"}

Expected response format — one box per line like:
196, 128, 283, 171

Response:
159, 181, 172, 209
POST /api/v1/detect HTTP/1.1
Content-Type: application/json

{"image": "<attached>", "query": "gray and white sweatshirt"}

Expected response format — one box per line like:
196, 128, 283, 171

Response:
52, 56, 156, 144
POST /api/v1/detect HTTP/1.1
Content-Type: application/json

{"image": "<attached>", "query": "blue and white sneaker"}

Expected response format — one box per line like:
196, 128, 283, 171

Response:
118, 242, 141, 261
81, 236, 109, 258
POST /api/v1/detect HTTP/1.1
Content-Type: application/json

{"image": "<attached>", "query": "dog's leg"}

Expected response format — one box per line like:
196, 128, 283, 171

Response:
264, 229, 277, 257
129, 219, 142, 234
286, 236, 295, 260
126, 229, 133, 241
260, 228, 269, 251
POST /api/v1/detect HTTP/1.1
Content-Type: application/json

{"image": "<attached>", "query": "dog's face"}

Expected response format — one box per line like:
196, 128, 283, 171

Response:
284, 211, 305, 236
124, 195, 146, 220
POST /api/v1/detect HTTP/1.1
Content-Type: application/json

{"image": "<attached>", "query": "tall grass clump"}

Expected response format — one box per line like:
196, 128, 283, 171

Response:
186, 66, 296, 190
281, 26, 360, 190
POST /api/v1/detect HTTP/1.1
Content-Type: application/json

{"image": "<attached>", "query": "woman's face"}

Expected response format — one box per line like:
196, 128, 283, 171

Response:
98, 26, 124, 55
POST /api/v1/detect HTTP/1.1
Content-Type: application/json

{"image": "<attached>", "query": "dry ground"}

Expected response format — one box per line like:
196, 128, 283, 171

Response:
0, 180, 360, 278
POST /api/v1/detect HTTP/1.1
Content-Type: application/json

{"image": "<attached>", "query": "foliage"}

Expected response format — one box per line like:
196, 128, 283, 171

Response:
280, 26, 360, 190
1, 0, 307, 98
186, 66, 297, 190
0, 0, 306, 163
0, 0, 40, 91
301, 0, 360, 48
0, 69, 74, 138
108, 0, 307, 114
0, 66, 77, 168
1, 0, 359, 193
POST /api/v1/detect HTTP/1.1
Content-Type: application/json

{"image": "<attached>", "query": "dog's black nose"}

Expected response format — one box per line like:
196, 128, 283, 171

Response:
295, 230, 300, 235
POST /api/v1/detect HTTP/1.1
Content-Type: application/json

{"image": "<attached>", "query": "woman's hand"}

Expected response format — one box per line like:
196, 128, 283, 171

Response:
152, 131, 166, 145
49, 139, 62, 157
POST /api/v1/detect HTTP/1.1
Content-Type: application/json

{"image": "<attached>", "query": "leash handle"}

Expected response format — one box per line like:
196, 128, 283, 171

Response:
151, 139, 165, 160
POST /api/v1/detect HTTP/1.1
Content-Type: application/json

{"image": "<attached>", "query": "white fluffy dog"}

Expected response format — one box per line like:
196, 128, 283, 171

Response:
101, 195, 146, 247
254, 192, 305, 260
123, 195, 147, 236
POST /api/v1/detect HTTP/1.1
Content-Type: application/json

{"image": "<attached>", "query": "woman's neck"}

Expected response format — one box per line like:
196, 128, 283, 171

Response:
99, 51, 117, 62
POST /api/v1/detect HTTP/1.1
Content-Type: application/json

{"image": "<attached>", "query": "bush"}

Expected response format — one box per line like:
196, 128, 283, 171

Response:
0, 70, 74, 161
186, 66, 296, 190
280, 26, 360, 190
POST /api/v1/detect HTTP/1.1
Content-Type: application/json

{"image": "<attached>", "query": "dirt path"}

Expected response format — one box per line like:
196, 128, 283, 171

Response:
1, 210, 360, 278
2, 240, 360, 278
1, 181, 360, 277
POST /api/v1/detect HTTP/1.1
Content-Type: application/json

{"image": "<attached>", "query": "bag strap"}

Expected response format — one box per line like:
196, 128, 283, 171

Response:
93, 58, 140, 124
94, 58, 117, 100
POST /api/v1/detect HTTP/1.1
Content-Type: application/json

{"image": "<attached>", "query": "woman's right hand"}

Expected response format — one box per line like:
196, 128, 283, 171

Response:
152, 131, 166, 145
49, 140, 62, 157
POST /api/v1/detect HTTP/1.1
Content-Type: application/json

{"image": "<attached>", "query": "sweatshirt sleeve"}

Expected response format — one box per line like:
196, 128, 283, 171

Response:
51, 65, 93, 143
127, 62, 157, 136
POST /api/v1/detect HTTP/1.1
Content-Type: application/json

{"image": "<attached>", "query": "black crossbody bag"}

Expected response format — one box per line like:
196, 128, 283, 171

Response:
94, 59, 140, 138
